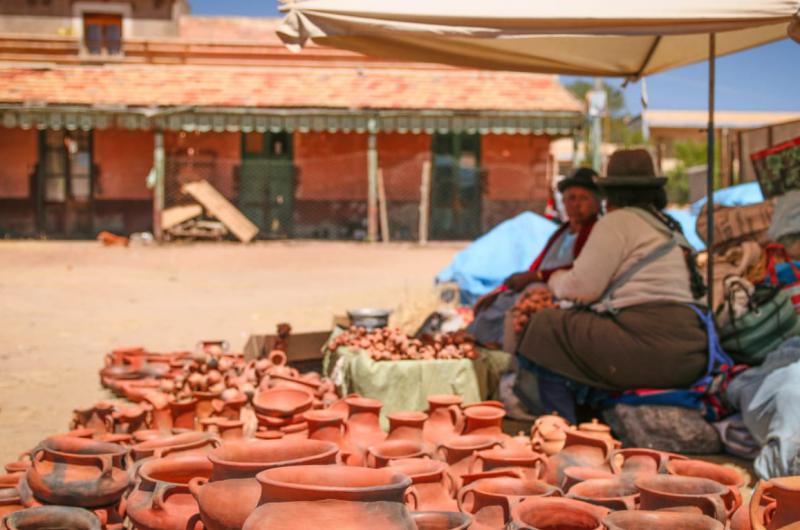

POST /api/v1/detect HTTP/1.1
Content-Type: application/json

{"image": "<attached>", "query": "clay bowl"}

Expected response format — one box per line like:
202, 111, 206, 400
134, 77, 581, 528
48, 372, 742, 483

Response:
410, 511, 472, 530
567, 477, 640, 511
208, 439, 339, 480
3, 506, 102, 530
367, 440, 431, 468
256, 464, 413, 504
603, 510, 724, 530
252, 388, 314, 417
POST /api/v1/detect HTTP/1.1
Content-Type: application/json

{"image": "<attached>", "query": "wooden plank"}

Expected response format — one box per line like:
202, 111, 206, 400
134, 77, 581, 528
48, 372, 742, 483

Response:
377, 168, 390, 243
161, 204, 202, 231
181, 180, 259, 243
418, 160, 431, 245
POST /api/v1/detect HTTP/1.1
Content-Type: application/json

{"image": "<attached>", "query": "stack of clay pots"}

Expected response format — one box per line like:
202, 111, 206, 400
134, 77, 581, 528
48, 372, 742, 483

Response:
327, 327, 478, 361
2, 339, 799, 530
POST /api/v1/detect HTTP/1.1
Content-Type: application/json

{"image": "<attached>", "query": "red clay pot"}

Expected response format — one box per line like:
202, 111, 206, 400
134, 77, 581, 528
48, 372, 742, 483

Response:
112, 404, 150, 434
241, 500, 416, 530
577, 419, 616, 443
255, 464, 414, 505
216, 420, 245, 441
604, 510, 724, 530
252, 388, 313, 418
509, 495, 608, 530
611, 448, 686, 477
367, 440, 431, 468
193, 390, 223, 421
531, 415, 570, 456
3, 506, 102, 530
458, 476, 561, 529
207, 439, 339, 481
437, 435, 503, 491
131, 432, 219, 461
26, 436, 131, 508
387, 411, 428, 443
168, 398, 198, 431
750, 476, 800, 530
544, 429, 615, 487
471, 447, 548, 482
566, 477, 639, 511
636, 474, 737, 524
389, 459, 457, 512
188, 476, 260, 530
561, 466, 617, 493
410, 511, 471, 530
666, 459, 746, 488
72, 402, 115, 435
423, 395, 464, 446
303, 409, 352, 460
344, 397, 387, 466
462, 406, 505, 439
125, 455, 211, 530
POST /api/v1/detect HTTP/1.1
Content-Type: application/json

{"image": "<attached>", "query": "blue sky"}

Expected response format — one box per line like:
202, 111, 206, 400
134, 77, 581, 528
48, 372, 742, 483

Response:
189, 0, 799, 114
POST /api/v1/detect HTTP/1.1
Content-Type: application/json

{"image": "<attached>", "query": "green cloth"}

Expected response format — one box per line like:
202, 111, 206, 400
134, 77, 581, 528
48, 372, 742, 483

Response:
322, 329, 512, 428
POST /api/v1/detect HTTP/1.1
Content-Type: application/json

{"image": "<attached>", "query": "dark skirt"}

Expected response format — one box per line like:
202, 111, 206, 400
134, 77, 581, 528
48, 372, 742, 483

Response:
516, 302, 708, 391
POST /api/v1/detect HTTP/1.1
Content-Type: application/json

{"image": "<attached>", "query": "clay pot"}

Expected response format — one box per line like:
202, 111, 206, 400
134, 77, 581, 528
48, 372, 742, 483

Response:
254, 431, 284, 441
471, 447, 548, 482
458, 476, 561, 529
216, 420, 245, 441
389, 459, 457, 512
143, 393, 174, 433
125, 455, 211, 530
0, 487, 24, 519
437, 435, 503, 490
112, 404, 150, 434
561, 466, 617, 493
242, 500, 416, 530
252, 388, 313, 418
666, 459, 746, 489
2, 506, 103, 530
367, 440, 431, 468
508, 495, 608, 530
423, 395, 464, 446
98, 433, 133, 446
387, 411, 428, 443
304, 409, 352, 460
410, 511, 472, 530
72, 403, 115, 435
544, 429, 615, 487
193, 390, 223, 421
636, 474, 738, 524
566, 477, 639, 511
462, 406, 505, 439
577, 419, 615, 443
169, 398, 198, 430
344, 397, 387, 465
207, 439, 338, 481
750, 476, 800, 530
26, 436, 131, 508
256, 465, 414, 505
0, 475, 21, 489
611, 448, 685, 478
605, 510, 724, 529
188, 477, 261, 530
279, 421, 309, 439
131, 432, 219, 461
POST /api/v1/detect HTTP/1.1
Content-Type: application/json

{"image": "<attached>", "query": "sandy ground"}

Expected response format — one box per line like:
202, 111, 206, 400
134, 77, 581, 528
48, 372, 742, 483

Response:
0, 240, 464, 465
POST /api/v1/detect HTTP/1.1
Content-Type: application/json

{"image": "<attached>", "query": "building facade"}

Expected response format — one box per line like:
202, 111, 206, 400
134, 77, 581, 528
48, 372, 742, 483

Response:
0, 1, 583, 240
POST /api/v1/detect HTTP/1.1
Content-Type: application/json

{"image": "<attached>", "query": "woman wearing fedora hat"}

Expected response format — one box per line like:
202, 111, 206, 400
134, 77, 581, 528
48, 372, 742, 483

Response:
513, 149, 709, 423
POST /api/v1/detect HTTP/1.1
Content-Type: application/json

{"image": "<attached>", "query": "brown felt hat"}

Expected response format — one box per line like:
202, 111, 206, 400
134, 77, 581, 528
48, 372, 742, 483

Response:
595, 149, 667, 188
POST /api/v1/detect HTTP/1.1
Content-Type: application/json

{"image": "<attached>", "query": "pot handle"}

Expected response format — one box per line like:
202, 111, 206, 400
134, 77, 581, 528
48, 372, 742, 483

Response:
724, 485, 743, 517
443, 469, 458, 498
95, 455, 113, 478
152, 483, 178, 512
365, 450, 379, 469
435, 444, 448, 462
688, 494, 728, 523
456, 483, 477, 514
468, 453, 484, 474
449, 406, 465, 435
750, 480, 771, 530
532, 454, 549, 480
404, 486, 419, 510
188, 477, 207, 501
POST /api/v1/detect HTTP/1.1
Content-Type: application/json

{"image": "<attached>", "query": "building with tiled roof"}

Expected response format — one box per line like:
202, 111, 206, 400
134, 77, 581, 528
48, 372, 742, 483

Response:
0, 1, 583, 240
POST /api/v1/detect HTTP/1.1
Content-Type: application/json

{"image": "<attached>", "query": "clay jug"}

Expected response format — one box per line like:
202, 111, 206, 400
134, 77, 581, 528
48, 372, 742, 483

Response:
3, 506, 102, 530
423, 395, 464, 446
508, 495, 608, 530
462, 406, 506, 439
304, 409, 352, 461
131, 432, 219, 461
207, 439, 338, 481
437, 435, 502, 490
561, 466, 617, 493
367, 440, 431, 468
750, 476, 800, 530
344, 397, 387, 466
389, 458, 457, 512
189, 476, 261, 530
256, 464, 415, 505
241, 500, 416, 530
387, 411, 428, 443
636, 474, 737, 524
458, 476, 562, 530
611, 448, 685, 478
169, 398, 198, 431
566, 477, 639, 511
26, 436, 131, 508
471, 447, 548, 482
603, 510, 724, 530
545, 429, 615, 487
125, 454, 211, 530
410, 511, 472, 530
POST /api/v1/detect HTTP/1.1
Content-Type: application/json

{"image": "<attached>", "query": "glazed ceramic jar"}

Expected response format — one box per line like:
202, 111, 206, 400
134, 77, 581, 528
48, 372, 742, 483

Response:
508, 496, 609, 530
566, 477, 640, 511
388, 459, 457, 512
750, 476, 800, 530
423, 395, 464, 446
241, 500, 417, 530
457, 476, 561, 529
26, 436, 131, 508
2, 506, 103, 530
636, 474, 738, 524
207, 439, 339, 481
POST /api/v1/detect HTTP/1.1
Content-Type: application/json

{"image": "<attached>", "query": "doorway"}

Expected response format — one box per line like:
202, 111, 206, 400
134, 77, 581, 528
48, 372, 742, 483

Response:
430, 133, 482, 240
240, 131, 295, 238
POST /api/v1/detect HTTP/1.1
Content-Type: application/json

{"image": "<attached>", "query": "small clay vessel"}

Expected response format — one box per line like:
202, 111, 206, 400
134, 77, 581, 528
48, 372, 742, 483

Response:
462, 406, 505, 439
207, 439, 339, 481
577, 419, 615, 443
252, 388, 313, 418
509, 495, 608, 530
544, 429, 615, 487
410, 511, 472, 530
437, 435, 503, 491
750, 476, 800, 530
189, 476, 261, 530
457, 476, 561, 529
131, 432, 219, 461
566, 477, 639, 511
72, 402, 115, 435
3, 506, 103, 530
344, 397, 387, 466
387, 411, 428, 443
241, 500, 416, 530
611, 448, 686, 478
604, 510, 724, 530
367, 440, 431, 468
389, 459, 457, 512
193, 390, 223, 421
26, 436, 131, 508
636, 474, 737, 524
471, 447, 548, 482
423, 395, 464, 446
216, 420, 245, 441
169, 398, 198, 430
561, 466, 617, 493
304, 409, 352, 460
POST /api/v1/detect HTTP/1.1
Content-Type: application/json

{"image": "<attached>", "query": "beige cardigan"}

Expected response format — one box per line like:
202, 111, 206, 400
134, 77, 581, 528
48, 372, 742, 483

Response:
548, 208, 696, 310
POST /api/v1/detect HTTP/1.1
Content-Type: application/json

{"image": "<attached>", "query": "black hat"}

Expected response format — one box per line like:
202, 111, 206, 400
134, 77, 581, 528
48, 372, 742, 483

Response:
595, 149, 667, 188
558, 167, 600, 193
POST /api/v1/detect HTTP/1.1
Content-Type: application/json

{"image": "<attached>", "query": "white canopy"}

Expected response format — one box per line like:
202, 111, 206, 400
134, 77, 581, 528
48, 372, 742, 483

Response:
277, 0, 800, 78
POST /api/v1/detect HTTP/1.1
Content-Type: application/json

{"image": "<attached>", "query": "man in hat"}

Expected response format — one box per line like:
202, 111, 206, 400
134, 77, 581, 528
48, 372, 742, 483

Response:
470, 167, 601, 349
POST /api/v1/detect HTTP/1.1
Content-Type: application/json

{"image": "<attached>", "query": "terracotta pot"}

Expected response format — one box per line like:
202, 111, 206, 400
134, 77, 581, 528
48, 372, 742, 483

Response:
125, 455, 210, 530
72, 403, 115, 435
143, 393, 174, 433
254, 431, 284, 441
410, 511, 472, 530
666, 459, 746, 489
577, 419, 616, 443
216, 420, 244, 441
611, 448, 686, 477
462, 406, 505, 439
471, 447, 548, 482
208, 439, 338, 481
132, 430, 163, 443
279, 421, 309, 439
437, 435, 503, 491
241, 500, 416, 530
344, 397, 387, 466
188, 476, 260, 530
0, 487, 24, 519
636, 474, 737, 524
458, 476, 561, 529
252, 388, 313, 418
256, 464, 415, 505
367, 440, 431, 468
303, 409, 352, 460
26, 436, 131, 508
750, 476, 800, 530
604, 510, 724, 530
0, 475, 21, 489
387, 411, 428, 443
193, 390, 223, 421
113, 404, 151, 434
566, 477, 639, 511
98, 433, 133, 446
2, 506, 102, 530
561, 466, 617, 493
531, 415, 570, 456
169, 398, 198, 431
389, 459, 457, 512
131, 432, 219, 461
544, 430, 615, 487
423, 395, 464, 446
508, 496, 608, 530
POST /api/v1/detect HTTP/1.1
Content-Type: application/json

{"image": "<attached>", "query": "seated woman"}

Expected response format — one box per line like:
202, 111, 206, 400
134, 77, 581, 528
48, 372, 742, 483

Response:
514, 149, 708, 423
469, 168, 601, 349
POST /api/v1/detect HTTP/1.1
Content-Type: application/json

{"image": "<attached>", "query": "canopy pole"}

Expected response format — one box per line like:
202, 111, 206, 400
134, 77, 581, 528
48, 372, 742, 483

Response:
706, 33, 716, 310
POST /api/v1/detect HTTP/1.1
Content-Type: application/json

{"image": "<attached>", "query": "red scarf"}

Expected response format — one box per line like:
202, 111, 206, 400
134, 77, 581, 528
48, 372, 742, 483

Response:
527, 216, 597, 281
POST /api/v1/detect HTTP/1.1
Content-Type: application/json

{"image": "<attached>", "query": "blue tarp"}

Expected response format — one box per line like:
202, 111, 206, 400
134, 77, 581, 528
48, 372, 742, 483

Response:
689, 181, 764, 216
436, 212, 557, 304
666, 208, 705, 250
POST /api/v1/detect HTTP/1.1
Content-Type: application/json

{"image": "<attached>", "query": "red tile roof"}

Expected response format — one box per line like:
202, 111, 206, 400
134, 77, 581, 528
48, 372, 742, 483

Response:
0, 64, 582, 113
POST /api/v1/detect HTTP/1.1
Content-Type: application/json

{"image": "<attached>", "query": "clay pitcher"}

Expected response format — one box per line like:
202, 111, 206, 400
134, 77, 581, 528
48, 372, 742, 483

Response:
750, 476, 800, 530
423, 395, 464, 446
604, 510, 724, 530
636, 474, 737, 524
304, 409, 353, 461
387, 411, 428, 443
462, 406, 505, 439
458, 476, 562, 530
437, 435, 502, 490
389, 458, 457, 512
566, 477, 639, 511
344, 397, 387, 466
26, 436, 131, 508
207, 439, 339, 481
3, 506, 103, 530
545, 429, 615, 487
508, 496, 609, 530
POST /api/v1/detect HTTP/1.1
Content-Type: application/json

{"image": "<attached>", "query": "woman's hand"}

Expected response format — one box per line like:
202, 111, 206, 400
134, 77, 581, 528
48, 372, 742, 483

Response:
504, 271, 542, 292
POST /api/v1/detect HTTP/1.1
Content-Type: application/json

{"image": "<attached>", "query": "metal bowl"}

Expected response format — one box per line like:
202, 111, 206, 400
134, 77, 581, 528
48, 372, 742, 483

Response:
347, 308, 392, 330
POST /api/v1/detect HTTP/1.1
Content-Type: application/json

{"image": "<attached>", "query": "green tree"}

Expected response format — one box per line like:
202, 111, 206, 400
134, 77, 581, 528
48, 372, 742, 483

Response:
665, 140, 721, 205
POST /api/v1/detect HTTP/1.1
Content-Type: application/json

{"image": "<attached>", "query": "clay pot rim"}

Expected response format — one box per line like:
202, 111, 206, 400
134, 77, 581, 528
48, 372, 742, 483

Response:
303, 409, 347, 423
256, 464, 412, 494
192, 390, 223, 398
468, 476, 558, 497
568, 477, 640, 500
511, 496, 610, 525
665, 460, 746, 488
4, 505, 102, 530
427, 394, 463, 406
410, 511, 472, 529
345, 396, 383, 410
131, 431, 212, 452
635, 474, 728, 496
368, 439, 429, 459
253, 388, 314, 416
463, 406, 505, 420
138, 454, 213, 486
476, 447, 543, 462
441, 435, 501, 450
388, 458, 447, 480
603, 509, 724, 528
38, 436, 128, 459
763, 476, 800, 491
209, 439, 338, 469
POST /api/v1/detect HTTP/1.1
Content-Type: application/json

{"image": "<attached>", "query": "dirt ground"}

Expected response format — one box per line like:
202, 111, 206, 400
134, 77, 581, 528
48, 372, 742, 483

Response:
0, 240, 465, 465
